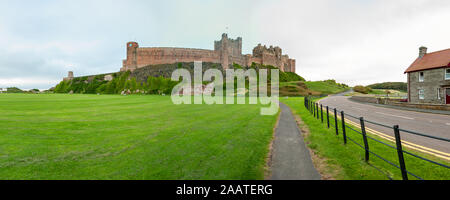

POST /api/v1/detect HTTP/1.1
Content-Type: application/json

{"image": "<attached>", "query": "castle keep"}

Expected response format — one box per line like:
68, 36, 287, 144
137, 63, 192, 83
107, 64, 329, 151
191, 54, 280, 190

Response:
121, 33, 296, 72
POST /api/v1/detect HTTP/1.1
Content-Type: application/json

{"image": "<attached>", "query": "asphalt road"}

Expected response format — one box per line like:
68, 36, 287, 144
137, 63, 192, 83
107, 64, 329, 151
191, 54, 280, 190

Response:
270, 103, 321, 180
319, 95, 450, 158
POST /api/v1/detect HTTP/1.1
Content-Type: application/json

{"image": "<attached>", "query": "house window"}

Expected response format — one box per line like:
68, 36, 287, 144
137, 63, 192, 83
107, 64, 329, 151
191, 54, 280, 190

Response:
437, 88, 441, 99
418, 89, 424, 100
419, 72, 424, 82
445, 69, 450, 80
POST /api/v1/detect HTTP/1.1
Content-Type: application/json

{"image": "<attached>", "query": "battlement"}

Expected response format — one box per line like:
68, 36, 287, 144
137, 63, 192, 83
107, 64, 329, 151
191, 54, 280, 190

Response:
253, 44, 283, 58
121, 33, 296, 73
214, 33, 242, 57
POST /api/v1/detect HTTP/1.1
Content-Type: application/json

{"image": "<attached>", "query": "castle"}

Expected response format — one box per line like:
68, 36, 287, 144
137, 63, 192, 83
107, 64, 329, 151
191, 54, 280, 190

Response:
120, 33, 296, 73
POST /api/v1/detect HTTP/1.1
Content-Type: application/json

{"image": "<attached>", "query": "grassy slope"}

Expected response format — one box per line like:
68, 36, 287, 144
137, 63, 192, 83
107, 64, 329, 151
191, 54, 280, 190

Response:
281, 97, 450, 180
0, 94, 277, 180
305, 81, 348, 95
279, 81, 348, 96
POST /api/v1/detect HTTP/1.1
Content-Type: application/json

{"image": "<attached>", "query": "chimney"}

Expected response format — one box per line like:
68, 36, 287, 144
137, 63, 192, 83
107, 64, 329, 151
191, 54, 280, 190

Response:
419, 46, 427, 58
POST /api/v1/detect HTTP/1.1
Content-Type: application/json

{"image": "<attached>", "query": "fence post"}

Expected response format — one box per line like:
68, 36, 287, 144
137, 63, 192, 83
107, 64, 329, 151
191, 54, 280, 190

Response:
360, 117, 370, 162
394, 125, 408, 180
308, 97, 310, 111
306, 97, 309, 111
320, 104, 323, 123
309, 98, 312, 112
334, 108, 339, 135
316, 103, 319, 119
308, 98, 310, 112
313, 102, 316, 117
341, 111, 347, 144
326, 106, 330, 128
304, 97, 307, 108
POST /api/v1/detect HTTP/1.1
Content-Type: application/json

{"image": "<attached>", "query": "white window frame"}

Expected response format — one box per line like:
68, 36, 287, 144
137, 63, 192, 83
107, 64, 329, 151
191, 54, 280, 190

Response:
418, 89, 425, 100
445, 68, 450, 80
419, 72, 424, 82
437, 88, 441, 99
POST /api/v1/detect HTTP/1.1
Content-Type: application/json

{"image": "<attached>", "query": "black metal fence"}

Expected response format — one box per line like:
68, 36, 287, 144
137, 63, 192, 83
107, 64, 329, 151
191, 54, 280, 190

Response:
304, 96, 450, 180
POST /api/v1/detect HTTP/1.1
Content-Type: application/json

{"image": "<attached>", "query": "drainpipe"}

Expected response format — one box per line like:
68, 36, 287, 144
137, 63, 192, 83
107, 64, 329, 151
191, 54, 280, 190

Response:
407, 73, 411, 103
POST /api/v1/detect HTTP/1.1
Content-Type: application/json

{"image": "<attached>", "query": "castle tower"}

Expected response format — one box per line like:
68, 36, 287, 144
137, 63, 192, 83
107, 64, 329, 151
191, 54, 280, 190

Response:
218, 33, 229, 69
63, 71, 74, 81
123, 41, 139, 71
237, 37, 242, 56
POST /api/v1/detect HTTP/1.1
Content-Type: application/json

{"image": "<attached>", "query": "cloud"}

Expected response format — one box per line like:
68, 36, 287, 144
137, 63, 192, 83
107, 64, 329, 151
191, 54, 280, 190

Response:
250, 0, 450, 85
0, 0, 449, 89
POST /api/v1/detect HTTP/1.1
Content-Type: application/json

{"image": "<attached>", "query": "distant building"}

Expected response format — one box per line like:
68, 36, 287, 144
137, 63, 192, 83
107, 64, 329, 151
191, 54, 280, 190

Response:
63, 71, 74, 81
404, 47, 450, 104
0, 88, 6, 93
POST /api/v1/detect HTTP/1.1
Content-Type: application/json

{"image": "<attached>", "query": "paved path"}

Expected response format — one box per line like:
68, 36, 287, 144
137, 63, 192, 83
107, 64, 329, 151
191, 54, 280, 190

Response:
270, 103, 321, 180
320, 96, 450, 159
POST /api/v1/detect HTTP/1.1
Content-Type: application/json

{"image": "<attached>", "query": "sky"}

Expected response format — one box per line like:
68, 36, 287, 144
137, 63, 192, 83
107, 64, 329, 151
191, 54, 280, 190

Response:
0, 0, 449, 89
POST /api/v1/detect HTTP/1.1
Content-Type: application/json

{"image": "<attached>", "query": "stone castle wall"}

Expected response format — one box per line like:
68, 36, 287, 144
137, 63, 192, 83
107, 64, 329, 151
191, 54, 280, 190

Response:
121, 33, 296, 73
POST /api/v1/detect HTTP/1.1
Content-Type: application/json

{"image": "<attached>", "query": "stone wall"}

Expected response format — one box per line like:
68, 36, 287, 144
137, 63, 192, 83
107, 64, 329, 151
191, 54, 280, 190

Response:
350, 96, 450, 111
121, 33, 296, 73
130, 62, 224, 83
349, 96, 379, 104
408, 68, 450, 104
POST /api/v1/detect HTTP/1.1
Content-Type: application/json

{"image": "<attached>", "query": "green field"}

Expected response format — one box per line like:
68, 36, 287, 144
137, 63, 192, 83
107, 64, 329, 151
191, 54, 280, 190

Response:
305, 81, 348, 95
0, 94, 277, 180
278, 80, 349, 96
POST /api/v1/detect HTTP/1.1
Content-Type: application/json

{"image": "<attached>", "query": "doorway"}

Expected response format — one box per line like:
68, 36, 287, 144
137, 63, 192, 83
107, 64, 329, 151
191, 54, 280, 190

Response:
446, 88, 450, 104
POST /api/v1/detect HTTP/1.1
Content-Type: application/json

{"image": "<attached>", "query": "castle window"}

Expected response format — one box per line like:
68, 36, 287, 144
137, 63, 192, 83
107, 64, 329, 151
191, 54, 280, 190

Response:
419, 72, 424, 82
445, 68, 450, 80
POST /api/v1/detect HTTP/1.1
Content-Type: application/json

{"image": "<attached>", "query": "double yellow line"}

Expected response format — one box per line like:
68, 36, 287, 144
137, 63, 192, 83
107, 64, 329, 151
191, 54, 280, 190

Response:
315, 100, 450, 161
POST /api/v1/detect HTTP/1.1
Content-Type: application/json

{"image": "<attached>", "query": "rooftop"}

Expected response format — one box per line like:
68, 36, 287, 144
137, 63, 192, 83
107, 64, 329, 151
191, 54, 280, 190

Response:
404, 48, 450, 73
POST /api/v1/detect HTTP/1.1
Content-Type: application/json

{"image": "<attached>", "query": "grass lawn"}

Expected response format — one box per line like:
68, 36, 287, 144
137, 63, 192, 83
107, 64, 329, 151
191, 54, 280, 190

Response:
281, 97, 450, 180
279, 81, 349, 96
0, 94, 278, 180
305, 81, 348, 95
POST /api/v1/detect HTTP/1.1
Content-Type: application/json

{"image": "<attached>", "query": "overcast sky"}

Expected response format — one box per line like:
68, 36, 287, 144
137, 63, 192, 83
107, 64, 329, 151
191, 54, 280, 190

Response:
0, 0, 449, 89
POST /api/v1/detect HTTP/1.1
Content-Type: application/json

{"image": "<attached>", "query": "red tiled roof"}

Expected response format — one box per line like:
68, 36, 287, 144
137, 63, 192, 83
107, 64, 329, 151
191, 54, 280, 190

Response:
404, 48, 450, 73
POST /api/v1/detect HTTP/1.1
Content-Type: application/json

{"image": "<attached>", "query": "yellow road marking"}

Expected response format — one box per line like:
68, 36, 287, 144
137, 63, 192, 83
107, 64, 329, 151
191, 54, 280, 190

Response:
315, 99, 450, 161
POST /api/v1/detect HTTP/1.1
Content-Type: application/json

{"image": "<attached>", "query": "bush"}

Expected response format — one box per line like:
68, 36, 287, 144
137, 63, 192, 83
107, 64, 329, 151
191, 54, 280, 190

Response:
353, 85, 372, 94
366, 82, 407, 92
54, 71, 178, 95
6, 87, 23, 93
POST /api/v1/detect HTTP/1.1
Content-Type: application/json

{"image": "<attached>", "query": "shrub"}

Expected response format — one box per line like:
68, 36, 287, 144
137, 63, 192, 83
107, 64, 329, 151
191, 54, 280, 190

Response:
366, 82, 407, 92
353, 85, 371, 94
6, 87, 23, 93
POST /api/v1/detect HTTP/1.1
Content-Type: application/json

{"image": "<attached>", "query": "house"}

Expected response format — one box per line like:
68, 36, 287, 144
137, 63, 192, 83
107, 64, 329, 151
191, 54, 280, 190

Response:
404, 47, 450, 104
0, 88, 6, 93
